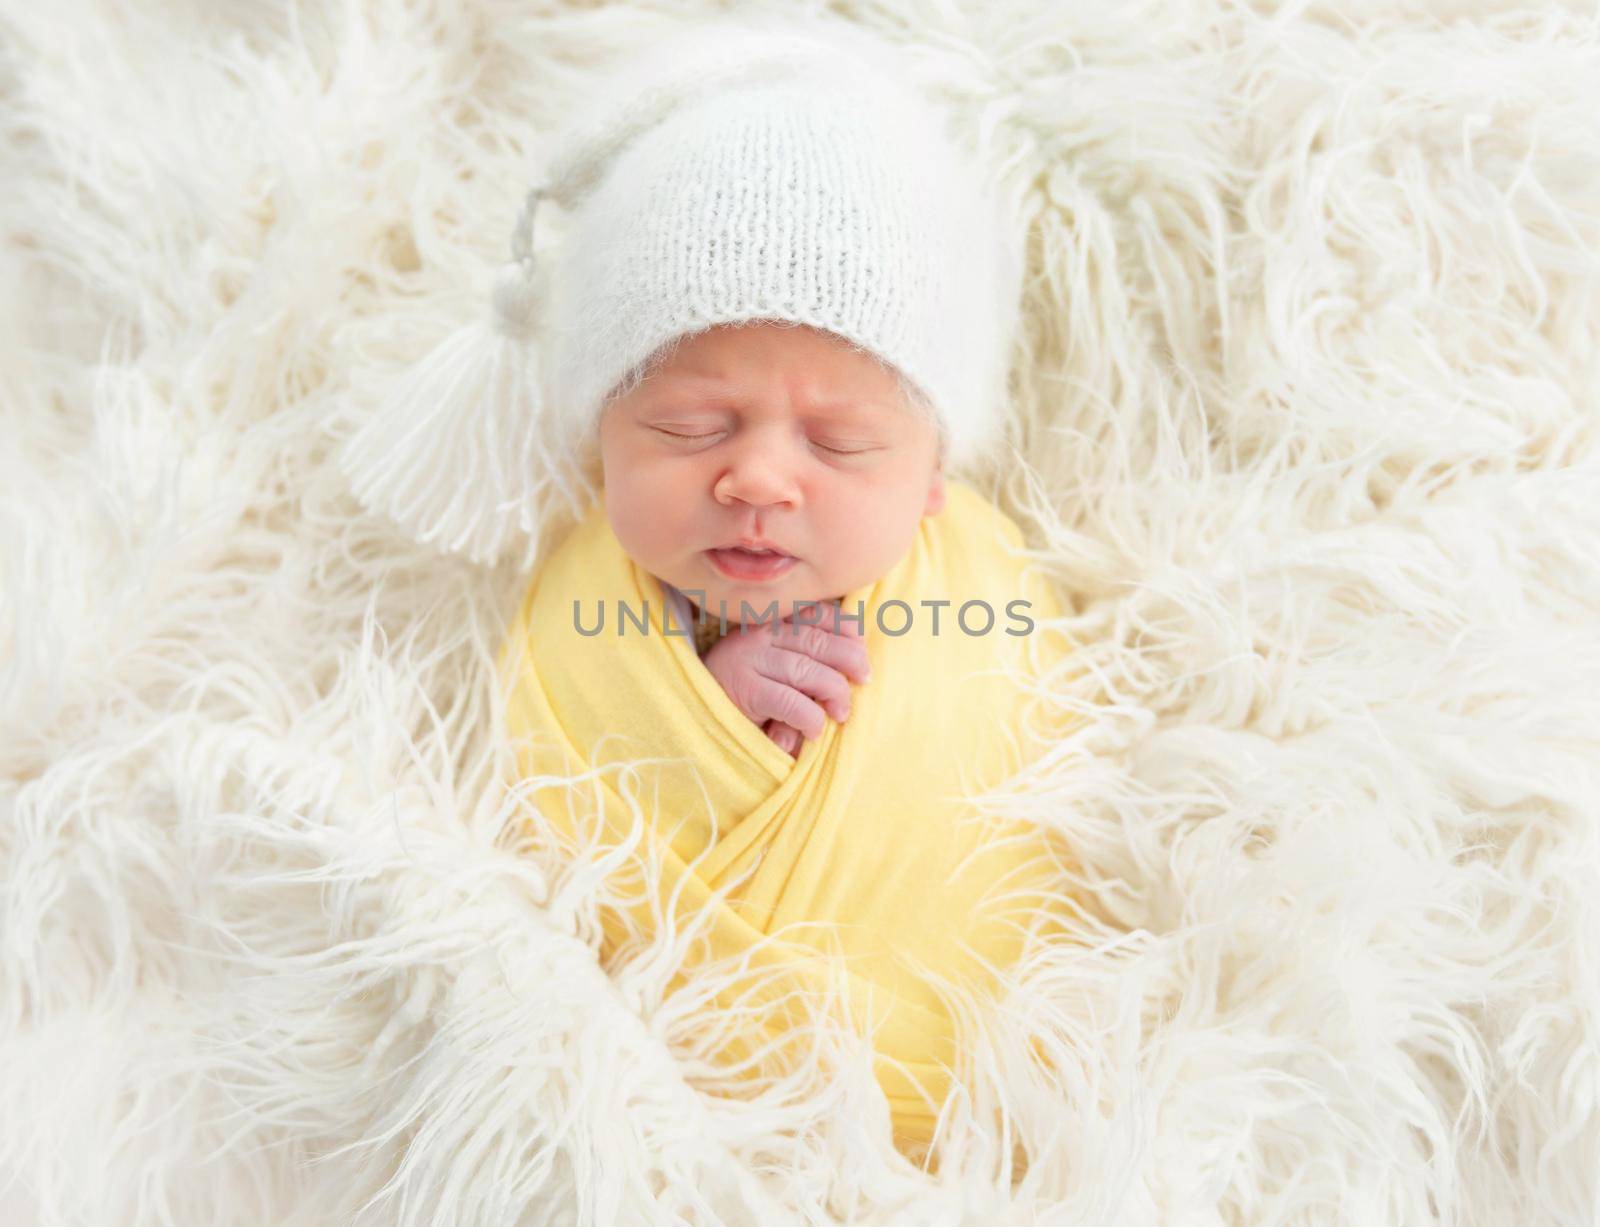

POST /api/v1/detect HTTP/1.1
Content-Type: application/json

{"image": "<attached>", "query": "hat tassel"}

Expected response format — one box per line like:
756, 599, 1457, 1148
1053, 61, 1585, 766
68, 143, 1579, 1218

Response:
339, 188, 589, 567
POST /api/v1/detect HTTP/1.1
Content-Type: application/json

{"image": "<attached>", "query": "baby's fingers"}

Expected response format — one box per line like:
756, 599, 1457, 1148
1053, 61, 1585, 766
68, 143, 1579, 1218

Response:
757, 649, 851, 724
773, 622, 871, 686
798, 604, 865, 642
764, 719, 804, 758
748, 674, 827, 740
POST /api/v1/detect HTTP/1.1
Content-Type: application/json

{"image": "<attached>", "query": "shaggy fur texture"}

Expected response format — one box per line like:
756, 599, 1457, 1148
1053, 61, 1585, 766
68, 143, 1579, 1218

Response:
4, 1, 1599, 1223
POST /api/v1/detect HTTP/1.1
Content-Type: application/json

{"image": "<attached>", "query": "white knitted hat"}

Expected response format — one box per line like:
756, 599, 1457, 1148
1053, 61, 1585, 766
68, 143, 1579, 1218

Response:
341, 16, 1023, 568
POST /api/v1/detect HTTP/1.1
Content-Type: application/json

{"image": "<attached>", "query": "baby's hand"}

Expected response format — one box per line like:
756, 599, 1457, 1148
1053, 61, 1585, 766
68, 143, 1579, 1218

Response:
702, 605, 871, 757
762, 719, 805, 758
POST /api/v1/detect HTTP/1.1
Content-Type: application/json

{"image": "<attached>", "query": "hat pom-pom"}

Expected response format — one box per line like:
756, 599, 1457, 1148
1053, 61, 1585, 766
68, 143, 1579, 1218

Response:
339, 189, 590, 568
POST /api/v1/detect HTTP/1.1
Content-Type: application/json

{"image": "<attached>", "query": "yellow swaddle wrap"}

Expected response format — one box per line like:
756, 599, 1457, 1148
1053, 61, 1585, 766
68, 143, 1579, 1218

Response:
498, 478, 1078, 1154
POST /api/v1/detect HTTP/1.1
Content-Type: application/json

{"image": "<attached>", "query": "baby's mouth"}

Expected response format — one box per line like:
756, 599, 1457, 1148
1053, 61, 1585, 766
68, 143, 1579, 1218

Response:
704, 545, 800, 583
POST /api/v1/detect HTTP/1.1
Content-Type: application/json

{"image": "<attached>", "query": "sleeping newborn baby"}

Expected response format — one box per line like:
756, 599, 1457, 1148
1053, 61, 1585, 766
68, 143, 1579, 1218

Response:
501, 311, 1077, 1156
392, 21, 1085, 1160
331, 13, 1082, 1163
599, 318, 941, 758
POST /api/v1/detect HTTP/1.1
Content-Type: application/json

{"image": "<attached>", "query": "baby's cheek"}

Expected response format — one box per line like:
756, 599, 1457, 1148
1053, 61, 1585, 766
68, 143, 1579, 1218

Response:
607, 486, 681, 566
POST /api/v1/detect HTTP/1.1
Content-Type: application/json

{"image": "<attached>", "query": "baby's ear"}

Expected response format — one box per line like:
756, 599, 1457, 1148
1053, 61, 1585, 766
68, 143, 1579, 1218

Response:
923, 461, 946, 517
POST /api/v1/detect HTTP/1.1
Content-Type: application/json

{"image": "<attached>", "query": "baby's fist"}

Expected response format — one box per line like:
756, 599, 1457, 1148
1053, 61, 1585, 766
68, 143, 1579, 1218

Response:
702, 608, 870, 751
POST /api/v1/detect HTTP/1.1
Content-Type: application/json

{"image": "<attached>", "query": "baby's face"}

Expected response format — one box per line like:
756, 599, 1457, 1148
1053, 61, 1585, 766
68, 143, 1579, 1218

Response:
598, 321, 945, 624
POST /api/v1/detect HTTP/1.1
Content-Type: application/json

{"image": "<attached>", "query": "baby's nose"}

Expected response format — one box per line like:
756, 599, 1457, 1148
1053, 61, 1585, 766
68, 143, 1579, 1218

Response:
715, 437, 802, 507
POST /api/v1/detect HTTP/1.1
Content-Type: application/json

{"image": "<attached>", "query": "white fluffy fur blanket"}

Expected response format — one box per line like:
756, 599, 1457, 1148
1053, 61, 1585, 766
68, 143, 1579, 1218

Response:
4, 2, 1598, 1223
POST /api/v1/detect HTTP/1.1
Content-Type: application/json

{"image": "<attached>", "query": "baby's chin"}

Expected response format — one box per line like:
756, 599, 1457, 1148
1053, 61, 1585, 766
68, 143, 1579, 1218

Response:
688, 566, 853, 626
699, 587, 848, 627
